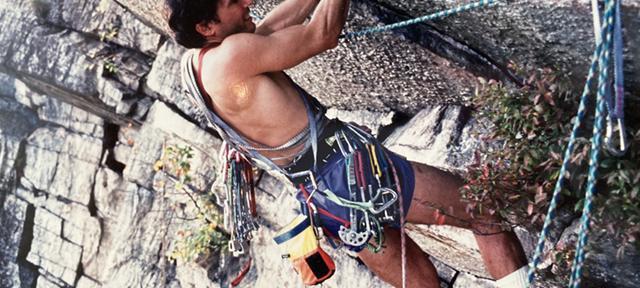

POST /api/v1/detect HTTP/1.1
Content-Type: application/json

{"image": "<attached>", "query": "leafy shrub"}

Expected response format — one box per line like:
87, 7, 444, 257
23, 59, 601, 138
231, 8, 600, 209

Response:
462, 66, 639, 253
155, 145, 229, 262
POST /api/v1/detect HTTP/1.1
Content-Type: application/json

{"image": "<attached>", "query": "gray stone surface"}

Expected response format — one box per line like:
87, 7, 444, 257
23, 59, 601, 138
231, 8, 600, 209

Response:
76, 276, 101, 288
35, 96, 104, 137
0, 0, 638, 287
0, 195, 32, 288
0, 73, 40, 185
0, 103, 38, 194
0, 0, 153, 126
26, 208, 82, 286
551, 218, 640, 287
385, 105, 471, 171
124, 101, 220, 190
453, 272, 496, 288
36, 275, 65, 288
40, 0, 162, 56
407, 224, 488, 278
383, 0, 640, 93
77, 101, 221, 287
23, 127, 102, 205
144, 40, 203, 122
431, 256, 458, 285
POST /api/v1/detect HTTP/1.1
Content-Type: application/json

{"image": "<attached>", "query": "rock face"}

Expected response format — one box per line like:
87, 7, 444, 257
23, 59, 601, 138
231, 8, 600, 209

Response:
1, 0, 639, 288
116, 0, 639, 113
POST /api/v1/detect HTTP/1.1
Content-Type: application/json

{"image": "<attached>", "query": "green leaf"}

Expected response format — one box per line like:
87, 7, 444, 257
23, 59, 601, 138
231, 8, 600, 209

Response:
600, 158, 617, 169
574, 198, 585, 212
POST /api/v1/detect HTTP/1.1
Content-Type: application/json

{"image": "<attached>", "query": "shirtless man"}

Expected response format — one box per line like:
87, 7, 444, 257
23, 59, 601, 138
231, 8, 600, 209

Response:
165, 0, 529, 287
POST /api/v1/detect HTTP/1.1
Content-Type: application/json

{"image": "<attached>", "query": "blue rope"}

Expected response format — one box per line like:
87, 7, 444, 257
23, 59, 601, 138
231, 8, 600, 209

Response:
569, 1, 616, 286
253, 1, 501, 39
526, 39, 603, 286
527, 0, 620, 286
343, 0, 499, 38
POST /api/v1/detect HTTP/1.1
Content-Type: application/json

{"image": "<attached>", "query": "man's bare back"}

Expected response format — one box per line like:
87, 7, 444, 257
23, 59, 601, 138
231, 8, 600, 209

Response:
194, 52, 309, 164
184, 0, 347, 164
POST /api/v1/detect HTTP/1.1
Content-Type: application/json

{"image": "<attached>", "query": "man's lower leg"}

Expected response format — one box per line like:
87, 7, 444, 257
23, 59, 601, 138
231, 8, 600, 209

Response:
474, 229, 527, 278
358, 228, 440, 288
474, 229, 528, 287
406, 162, 529, 286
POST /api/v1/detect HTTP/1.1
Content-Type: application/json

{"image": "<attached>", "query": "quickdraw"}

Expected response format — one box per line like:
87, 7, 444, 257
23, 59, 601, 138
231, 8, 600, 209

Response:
604, 0, 628, 155
218, 143, 259, 256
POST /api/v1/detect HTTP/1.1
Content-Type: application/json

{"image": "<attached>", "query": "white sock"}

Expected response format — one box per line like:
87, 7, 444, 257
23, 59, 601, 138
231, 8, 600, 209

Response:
495, 265, 528, 288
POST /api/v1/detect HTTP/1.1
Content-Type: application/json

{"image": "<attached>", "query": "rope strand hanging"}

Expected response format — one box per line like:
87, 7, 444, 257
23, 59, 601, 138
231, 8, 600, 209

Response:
342, 0, 499, 38
527, 0, 627, 286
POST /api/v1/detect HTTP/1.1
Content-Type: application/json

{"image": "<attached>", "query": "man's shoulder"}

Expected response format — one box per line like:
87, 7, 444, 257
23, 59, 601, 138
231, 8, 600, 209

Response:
215, 33, 262, 56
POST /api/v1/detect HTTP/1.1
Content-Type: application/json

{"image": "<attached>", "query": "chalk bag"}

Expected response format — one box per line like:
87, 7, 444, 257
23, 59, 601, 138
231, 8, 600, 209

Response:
273, 215, 335, 285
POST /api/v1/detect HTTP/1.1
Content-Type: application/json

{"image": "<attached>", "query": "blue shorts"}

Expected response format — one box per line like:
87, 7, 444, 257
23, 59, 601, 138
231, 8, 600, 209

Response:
287, 121, 415, 252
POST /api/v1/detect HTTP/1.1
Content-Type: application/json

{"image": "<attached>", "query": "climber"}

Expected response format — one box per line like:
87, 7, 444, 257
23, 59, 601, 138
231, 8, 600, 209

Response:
164, 0, 528, 287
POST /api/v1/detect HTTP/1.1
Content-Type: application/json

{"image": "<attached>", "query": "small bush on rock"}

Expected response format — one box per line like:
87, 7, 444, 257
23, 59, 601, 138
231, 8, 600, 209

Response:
155, 144, 229, 263
462, 66, 639, 257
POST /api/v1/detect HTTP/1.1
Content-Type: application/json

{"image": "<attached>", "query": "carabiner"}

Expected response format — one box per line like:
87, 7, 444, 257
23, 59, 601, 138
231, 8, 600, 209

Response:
369, 187, 398, 214
604, 116, 629, 156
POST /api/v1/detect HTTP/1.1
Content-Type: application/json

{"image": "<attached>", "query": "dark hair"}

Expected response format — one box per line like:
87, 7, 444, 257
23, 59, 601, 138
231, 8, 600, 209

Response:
166, 0, 220, 48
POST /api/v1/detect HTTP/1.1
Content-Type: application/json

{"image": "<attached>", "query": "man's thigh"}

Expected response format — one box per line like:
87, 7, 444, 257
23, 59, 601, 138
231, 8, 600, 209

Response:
404, 162, 474, 228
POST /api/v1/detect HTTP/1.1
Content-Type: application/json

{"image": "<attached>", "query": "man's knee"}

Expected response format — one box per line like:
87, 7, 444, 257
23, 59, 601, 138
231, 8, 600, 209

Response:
358, 228, 402, 262
410, 161, 464, 184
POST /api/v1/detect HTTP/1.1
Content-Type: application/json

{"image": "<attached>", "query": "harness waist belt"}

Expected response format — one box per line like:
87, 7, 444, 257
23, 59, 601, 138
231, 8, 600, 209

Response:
285, 119, 342, 185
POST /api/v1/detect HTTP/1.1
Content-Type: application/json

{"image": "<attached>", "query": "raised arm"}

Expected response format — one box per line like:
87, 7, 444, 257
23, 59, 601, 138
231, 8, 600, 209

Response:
213, 0, 350, 84
255, 0, 320, 35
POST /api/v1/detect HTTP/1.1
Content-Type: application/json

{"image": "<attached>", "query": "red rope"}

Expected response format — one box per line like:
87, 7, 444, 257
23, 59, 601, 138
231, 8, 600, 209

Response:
230, 257, 252, 287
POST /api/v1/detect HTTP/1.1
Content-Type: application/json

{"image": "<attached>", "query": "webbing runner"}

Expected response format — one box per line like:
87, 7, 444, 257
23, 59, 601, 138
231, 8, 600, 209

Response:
604, 0, 628, 155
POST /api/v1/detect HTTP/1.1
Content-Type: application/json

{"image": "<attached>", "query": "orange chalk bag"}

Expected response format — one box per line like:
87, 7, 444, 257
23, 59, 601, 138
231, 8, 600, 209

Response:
273, 215, 336, 285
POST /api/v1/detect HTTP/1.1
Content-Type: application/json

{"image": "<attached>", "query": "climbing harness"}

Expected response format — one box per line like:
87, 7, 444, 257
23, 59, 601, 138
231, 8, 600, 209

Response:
528, 0, 627, 287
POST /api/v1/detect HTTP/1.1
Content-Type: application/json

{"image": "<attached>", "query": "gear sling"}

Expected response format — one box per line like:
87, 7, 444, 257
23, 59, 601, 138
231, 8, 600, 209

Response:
181, 48, 402, 285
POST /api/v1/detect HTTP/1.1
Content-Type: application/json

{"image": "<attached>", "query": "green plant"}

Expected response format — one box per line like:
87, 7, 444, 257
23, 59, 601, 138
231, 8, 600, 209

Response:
169, 205, 227, 263
103, 59, 118, 75
596, 128, 640, 253
155, 144, 229, 262
462, 68, 581, 225
462, 66, 639, 252
99, 26, 119, 42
